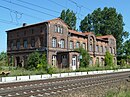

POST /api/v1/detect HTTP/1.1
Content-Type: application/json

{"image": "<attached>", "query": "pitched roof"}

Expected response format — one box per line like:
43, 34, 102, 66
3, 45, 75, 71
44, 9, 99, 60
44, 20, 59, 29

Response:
68, 30, 85, 36
96, 35, 115, 39
6, 18, 67, 32
84, 32, 93, 36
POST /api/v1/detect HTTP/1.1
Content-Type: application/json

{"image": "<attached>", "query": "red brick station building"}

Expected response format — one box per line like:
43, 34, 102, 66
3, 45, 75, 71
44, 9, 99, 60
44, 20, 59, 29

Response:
6, 18, 116, 70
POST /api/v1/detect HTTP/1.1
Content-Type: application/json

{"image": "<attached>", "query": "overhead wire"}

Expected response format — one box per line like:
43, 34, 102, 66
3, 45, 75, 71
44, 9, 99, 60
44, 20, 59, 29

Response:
2, 0, 58, 18
17, 0, 60, 14
0, 5, 44, 25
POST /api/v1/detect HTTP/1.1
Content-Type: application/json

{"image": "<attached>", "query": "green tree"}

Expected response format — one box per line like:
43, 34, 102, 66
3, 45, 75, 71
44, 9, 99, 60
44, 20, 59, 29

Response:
0, 51, 7, 66
75, 47, 90, 67
26, 52, 40, 70
60, 9, 77, 30
105, 51, 114, 67
80, 7, 129, 55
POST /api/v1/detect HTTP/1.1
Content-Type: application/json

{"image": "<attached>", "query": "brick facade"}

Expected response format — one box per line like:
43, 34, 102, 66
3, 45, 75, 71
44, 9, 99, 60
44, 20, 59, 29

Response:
6, 18, 116, 70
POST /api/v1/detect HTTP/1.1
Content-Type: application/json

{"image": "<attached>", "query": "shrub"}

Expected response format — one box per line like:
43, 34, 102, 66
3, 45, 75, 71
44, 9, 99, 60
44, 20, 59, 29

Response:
105, 51, 114, 68
75, 47, 90, 68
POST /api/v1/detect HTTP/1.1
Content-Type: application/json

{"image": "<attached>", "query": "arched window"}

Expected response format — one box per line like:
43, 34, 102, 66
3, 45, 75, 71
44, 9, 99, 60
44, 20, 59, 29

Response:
69, 41, 74, 49
82, 43, 86, 49
52, 37, 57, 48
60, 39, 65, 48
76, 42, 80, 48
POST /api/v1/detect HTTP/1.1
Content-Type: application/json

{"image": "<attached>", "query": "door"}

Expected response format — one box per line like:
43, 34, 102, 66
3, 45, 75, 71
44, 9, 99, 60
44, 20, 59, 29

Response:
72, 55, 77, 70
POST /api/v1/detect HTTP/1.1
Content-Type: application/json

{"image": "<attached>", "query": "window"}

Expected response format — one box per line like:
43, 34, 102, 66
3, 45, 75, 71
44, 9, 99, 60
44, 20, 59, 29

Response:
52, 38, 57, 48
58, 26, 60, 33
76, 42, 80, 48
11, 41, 14, 50
23, 40, 27, 49
110, 47, 112, 53
89, 57, 93, 65
31, 29, 34, 34
60, 27, 63, 34
96, 57, 99, 65
96, 45, 99, 52
101, 58, 104, 66
52, 55, 56, 66
17, 32, 19, 37
54, 25, 57, 32
82, 43, 86, 49
90, 44, 93, 51
70, 41, 73, 49
31, 39, 35, 47
60, 39, 65, 48
101, 46, 103, 52
62, 55, 67, 68
40, 37, 43, 47
16, 40, 20, 49
104, 46, 107, 53
40, 27, 43, 33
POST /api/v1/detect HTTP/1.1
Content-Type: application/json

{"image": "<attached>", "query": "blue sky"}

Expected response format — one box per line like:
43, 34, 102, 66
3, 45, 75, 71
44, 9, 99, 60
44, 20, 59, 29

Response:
0, 0, 130, 53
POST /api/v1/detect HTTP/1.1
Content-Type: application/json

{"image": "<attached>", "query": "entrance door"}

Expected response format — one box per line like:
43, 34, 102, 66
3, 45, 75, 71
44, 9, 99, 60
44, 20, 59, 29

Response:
72, 55, 77, 70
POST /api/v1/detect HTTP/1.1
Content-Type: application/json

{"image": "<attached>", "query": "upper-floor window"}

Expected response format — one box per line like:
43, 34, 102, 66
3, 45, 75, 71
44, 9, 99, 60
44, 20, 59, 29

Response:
82, 43, 86, 49
96, 45, 99, 52
10, 41, 14, 50
58, 26, 60, 33
70, 41, 73, 49
90, 44, 93, 51
76, 42, 80, 48
23, 40, 28, 49
52, 37, 57, 48
104, 46, 107, 53
110, 47, 112, 53
31, 29, 34, 34
101, 46, 103, 53
60, 27, 63, 34
31, 39, 35, 47
16, 40, 20, 49
54, 24, 63, 33
54, 25, 57, 32
40, 27, 43, 33
60, 39, 65, 48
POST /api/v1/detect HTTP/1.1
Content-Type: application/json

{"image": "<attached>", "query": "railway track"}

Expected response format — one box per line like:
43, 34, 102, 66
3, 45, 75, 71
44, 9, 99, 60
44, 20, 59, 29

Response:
0, 71, 130, 97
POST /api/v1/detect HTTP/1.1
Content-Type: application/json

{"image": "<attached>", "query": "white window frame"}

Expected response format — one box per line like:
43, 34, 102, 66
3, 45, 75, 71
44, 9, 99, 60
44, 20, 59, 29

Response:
52, 38, 57, 48
76, 42, 80, 48
70, 41, 73, 49
60, 39, 65, 48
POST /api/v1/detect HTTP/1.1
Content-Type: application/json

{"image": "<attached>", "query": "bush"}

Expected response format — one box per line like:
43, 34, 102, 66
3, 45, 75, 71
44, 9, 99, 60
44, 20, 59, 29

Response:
75, 47, 90, 68
105, 51, 114, 68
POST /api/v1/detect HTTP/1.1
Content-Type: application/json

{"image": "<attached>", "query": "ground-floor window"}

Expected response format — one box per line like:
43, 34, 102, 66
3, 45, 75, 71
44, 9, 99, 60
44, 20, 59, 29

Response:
62, 55, 67, 68
89, 57, 93, 65
52, 55, 56, 66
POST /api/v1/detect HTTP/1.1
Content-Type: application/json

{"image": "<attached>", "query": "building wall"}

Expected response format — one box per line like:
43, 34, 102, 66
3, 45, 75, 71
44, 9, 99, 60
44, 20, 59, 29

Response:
7, 23, 47, 67
7, 19, 117, 68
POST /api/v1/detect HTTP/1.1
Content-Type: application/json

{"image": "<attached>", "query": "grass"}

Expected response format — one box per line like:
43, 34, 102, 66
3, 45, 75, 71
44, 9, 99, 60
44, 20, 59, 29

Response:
106, 89, 130, 97
0, 65, 130, 77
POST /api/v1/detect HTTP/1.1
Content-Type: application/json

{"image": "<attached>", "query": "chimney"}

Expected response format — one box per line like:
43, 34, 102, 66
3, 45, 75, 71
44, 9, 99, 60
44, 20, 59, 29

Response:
23, 23, 27, 27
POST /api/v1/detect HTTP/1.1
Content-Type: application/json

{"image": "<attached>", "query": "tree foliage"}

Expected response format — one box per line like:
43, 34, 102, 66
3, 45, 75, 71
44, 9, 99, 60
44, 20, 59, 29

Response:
80, 7, 129, 55
75, 47, 90, 67
105, 51, 114, 67
0, 51, 7, 61
26, 52, 47, 70
0, 51, 7, 66
123, 39, 130, 56
60, 9, 77, 30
